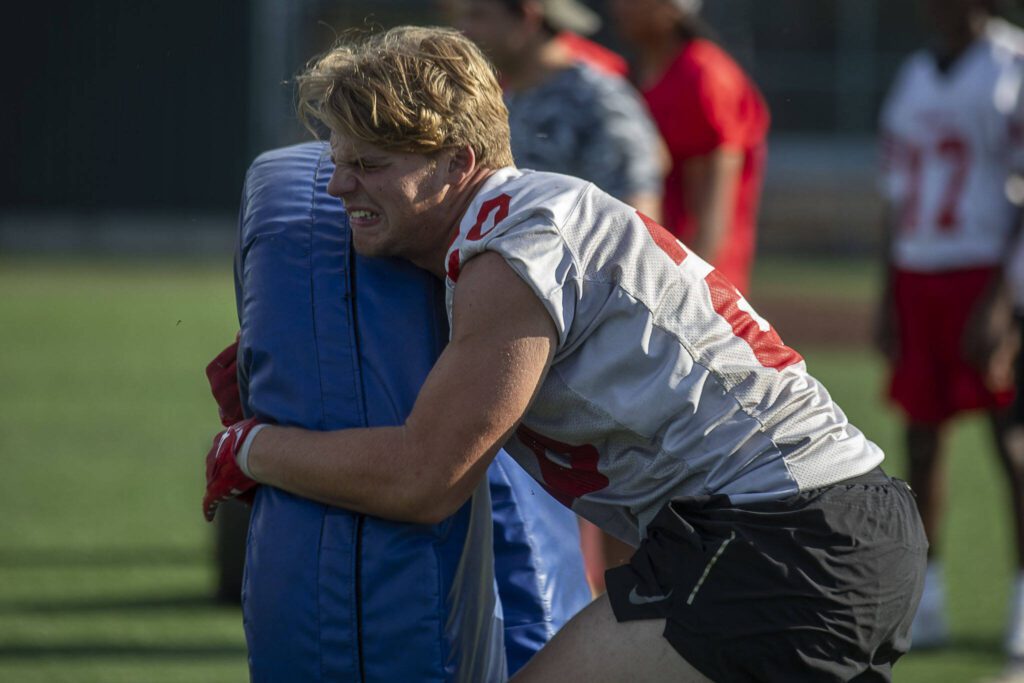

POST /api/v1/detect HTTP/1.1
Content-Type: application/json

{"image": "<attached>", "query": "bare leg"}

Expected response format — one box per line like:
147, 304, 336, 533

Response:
510, 594, 712, 683
907, 420, 950, 647
992, 410, 1024, 568
907, 421, 945, 557
600, 530, 635, 573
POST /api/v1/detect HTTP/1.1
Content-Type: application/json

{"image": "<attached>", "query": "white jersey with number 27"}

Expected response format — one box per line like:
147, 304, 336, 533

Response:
880, 18, 1024, 272
444, 168, 882, 545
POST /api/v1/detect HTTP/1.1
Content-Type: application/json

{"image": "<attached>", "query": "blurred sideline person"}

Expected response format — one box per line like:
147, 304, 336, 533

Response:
1002, 232, 1024, 681
876, 0, 1024, 659
455, 0, 663, 221
454, 0, 665, 591
609, 0, 769, 295
204, 27, 926, 682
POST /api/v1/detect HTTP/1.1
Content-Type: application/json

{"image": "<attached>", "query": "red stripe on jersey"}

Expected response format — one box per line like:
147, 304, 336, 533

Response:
705, 269, 803, 371
638, 211, 687, 265
446, 249, 461, 283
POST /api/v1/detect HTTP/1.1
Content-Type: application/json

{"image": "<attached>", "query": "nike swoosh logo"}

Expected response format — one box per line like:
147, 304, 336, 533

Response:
628, 586, 673, 605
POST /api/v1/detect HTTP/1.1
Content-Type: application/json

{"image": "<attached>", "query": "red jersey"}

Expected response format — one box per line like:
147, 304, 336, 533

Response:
557, 32, 629, 78
643, 39, 770, 294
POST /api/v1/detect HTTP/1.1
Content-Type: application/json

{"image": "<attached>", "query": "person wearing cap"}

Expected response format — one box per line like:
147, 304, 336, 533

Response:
456, 0, 664, 222
610, 0, 769, 296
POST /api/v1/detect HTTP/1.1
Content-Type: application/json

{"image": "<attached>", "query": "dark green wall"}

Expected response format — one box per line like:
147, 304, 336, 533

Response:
4, 1, 251, 211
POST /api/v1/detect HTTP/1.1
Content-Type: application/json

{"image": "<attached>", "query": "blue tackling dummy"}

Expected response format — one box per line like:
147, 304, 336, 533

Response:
233, 141, 591, 682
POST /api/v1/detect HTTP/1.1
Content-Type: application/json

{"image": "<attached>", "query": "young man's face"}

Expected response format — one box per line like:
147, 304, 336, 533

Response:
327, 132, 458, 263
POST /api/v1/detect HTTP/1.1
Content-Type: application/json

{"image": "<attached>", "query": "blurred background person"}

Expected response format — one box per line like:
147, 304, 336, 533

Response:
454, 0, 664, 221
609, 0, 770, 295
875, 0, 1024, 662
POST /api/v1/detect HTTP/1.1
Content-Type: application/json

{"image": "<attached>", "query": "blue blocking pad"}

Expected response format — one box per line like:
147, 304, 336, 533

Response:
234, 142, 590, 681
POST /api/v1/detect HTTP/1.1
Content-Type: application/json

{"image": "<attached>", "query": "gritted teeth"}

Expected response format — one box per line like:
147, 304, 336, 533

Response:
350, 209, 379, 219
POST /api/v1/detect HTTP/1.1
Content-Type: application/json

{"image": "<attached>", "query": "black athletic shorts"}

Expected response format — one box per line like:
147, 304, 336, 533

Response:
605, 468, 928, 682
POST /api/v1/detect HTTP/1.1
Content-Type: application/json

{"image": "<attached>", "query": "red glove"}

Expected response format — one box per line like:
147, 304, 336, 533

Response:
203, 418, 264, 522
205, 335, 244, 427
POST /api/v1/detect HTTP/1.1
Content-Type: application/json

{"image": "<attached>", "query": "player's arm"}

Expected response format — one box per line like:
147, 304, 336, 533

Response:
963, 80, 1024, 385
873, 123, 905, 362
681, 147, 743, 264
241, 251, 557, 524
874, 199, 899, 362
624, 192, 663, 224
963, 205, 1024, 388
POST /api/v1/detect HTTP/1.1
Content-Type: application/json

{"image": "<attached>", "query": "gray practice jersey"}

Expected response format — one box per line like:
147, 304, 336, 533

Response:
444, 168, 883, 546
505, 63, 662, 202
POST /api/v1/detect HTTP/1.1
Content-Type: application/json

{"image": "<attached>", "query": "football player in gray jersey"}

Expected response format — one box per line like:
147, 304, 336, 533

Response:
203, 26, 927, 682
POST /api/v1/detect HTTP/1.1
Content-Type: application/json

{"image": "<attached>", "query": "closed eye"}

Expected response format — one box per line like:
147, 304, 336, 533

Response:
332, 159, 382, 173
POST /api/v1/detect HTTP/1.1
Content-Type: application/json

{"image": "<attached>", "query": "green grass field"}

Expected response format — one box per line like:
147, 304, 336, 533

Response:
0, 256, 1017, 681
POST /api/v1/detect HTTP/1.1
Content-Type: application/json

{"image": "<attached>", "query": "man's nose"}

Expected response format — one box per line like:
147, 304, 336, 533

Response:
327, 165, 357, 198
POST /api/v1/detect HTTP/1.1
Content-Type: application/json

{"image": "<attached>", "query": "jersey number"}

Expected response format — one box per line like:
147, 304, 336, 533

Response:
467, 194, 511, 241
448, 193, 513, 282
516, 425, 608, 506
899, 135, 969, 232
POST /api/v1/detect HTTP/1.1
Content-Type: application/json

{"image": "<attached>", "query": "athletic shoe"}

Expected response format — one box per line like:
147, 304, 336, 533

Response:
911, 562, 950, 650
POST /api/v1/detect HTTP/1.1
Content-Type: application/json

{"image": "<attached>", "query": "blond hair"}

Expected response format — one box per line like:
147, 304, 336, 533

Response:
297, 26, 514, 168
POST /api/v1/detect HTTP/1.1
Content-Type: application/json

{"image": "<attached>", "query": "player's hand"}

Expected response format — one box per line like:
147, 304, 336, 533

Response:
964, 277, 1019, 391
206, 335, 244, 427
203, 418, 263, 522
873, 297, 899, 363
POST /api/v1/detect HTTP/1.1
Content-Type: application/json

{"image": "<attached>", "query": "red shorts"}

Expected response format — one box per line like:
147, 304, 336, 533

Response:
889, 267, 1013, 424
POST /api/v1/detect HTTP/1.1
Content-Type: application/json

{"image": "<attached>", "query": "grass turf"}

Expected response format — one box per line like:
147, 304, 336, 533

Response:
0, 258, 247, 682
0, 256, 1017, 681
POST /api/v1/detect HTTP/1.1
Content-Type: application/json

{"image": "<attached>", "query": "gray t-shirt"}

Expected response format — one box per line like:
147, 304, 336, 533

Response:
505, 63, 662, 201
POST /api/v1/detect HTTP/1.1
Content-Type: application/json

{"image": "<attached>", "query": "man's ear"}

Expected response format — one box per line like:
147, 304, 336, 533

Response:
447, 144, 477, 182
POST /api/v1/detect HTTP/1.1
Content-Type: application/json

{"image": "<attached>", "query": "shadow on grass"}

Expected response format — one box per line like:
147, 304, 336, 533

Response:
903, 634, 1006, 659
0, 592, 236, 615
0, 547, 206, 569
0, 643, 246, 660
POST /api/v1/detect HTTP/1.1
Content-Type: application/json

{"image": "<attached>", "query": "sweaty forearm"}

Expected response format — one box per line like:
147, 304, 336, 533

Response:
246, 423, 449, 523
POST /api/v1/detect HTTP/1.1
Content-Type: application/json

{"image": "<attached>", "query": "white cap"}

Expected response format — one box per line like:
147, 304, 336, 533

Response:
669, 0, 703, 12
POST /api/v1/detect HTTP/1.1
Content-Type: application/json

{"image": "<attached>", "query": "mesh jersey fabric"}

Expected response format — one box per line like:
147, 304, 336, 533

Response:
444, 168, 882, 545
